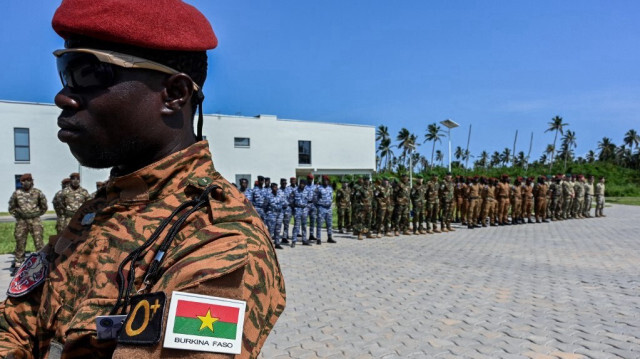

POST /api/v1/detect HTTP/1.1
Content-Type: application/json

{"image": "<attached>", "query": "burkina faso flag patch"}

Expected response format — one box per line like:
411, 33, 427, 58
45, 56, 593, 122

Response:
173, 300, 239, 339
164, 291, 246, 355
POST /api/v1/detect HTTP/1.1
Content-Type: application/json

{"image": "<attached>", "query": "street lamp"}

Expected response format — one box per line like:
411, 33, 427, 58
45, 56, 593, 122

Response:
440, 118, 459, 172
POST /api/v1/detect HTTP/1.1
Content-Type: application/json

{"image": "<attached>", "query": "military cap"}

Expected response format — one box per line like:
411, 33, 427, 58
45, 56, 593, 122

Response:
299, 179, 307, 185
518, 176, 523, 181
501, 174, 509, 179
254, 180, 259, 186
257, 176, 265, 181
270, 182, 278, 188
322, 175, 330, 181
264, 177, 271, 181
307, 173, 314, 179
62, 178, 71, 185
52, 0, 217, 51
69, 172, 80, 179
19, 173, 33, 181
290, 177, 297, 181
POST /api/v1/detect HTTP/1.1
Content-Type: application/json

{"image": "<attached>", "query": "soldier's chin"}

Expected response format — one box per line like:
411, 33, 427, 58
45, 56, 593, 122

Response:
69, 148, 118, 169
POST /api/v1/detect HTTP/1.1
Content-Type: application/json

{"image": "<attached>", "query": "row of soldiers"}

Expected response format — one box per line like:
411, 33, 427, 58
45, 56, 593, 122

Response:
334, 173, 607, 238
7, 173, 91, 268
238, 174, 334, 249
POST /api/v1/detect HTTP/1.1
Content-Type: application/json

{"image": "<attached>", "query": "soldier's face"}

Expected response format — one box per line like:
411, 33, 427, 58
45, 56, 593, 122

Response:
55, 62, 169, 170
71, 178, 80, 188
21, 180, 32, 190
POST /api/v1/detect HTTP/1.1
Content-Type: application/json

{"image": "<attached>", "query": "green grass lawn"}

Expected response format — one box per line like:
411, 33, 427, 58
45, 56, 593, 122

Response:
606, 197, 640, 206
0, 221, 57, 255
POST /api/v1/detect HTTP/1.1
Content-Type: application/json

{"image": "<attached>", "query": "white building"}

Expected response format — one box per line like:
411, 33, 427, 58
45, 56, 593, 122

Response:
1, 100, 375, 204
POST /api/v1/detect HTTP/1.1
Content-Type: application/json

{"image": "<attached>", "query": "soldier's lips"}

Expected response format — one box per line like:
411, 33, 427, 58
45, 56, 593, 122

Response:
57, 119, 84, 142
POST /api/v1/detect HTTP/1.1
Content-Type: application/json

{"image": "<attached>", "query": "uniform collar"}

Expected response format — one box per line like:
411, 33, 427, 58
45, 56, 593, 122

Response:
104, 141, 215, 204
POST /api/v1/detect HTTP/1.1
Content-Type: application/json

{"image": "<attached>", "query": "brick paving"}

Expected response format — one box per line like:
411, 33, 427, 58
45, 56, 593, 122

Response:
0, 204, 638, 358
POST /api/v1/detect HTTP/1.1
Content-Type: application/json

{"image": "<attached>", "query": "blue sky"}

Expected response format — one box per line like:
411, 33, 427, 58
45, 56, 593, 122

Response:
2, 1, 639, 165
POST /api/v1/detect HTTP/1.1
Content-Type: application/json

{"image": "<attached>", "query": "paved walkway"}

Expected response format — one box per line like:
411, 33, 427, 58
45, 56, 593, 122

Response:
1, 205, 638, 358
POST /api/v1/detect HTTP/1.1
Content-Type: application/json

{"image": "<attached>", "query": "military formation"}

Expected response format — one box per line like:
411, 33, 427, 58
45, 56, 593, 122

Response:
8, 172, 91, 270
239, 172, 608, 247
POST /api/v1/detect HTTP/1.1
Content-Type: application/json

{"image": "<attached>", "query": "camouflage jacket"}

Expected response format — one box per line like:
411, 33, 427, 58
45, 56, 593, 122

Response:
373, 184, 388, 208
410, 184, 425, 206
335, 187, 351, 208
425, 181, 439, 203
394, 182, 410, 206
439, 180, 454, 202
52, 189, 66, 217
8, 188, 48, 220
61, 187, 91, 217
0, 141, 286, 359
574, 182, 584, 198
595, 182, 605, 196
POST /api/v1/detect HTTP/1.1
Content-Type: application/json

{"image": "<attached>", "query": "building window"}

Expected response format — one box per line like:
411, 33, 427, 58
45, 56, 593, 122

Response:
236, 174, 252, 188
234, 137, 250, 148
14, 128, 30, 162
298, 140, 311, 165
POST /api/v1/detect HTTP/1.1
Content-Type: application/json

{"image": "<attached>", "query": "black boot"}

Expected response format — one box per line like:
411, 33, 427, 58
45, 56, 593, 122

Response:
327, 237, 337, 243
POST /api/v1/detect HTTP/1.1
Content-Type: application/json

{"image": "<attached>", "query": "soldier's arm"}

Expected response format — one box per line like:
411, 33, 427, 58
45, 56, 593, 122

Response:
37, 191, 48, 216
8, 193, 20, 218
0, 285, 43, 358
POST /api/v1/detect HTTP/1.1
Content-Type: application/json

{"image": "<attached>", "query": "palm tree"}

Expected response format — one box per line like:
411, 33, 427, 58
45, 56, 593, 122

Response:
490, 151, 501, 168
539, 153, 548, 165
500, 148, 511, 166
585, 150, 595, 163
544, 144, 555, 165
561, 130, 577, 171
377, 137, 394, 171
397, 129, 418, 168
454, 146, 463, 162
478, 151, 489, 169
462, 149, 472, 169
597, 137, 616, 161
435, 150, 444, 166
624, 129, 640, 149
424, 123, 443, 169
545, 116, 568, 169
515, 151, 526, 167
376, 125, 390, 142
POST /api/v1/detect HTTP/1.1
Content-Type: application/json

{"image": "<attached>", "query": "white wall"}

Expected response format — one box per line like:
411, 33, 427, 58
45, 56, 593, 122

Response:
0, 100, 375, 207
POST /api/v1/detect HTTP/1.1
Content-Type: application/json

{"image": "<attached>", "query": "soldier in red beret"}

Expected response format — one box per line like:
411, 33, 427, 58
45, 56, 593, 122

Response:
8, 174, 48, 270
0, 1, 285, 358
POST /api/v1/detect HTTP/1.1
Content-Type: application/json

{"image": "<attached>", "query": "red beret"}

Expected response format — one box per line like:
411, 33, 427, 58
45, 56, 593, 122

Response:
70, 172, 80, 179
322, 175, 330, 181
307, 173, 314, 179
52, 0, 217, 51
290, 177, 296, 181
62, 178, 71, 185
20, 173, 33, 181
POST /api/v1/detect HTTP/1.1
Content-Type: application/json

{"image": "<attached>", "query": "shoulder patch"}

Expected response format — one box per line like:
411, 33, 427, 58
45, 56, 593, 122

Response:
118, 292, 166, 345
7, 252, 48, 297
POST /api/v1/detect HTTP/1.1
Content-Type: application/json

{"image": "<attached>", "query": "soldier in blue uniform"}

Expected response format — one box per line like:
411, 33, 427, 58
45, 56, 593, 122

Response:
281, 177, 297, 242
316, 175, 336, 244
290, 179, 312, 247
252, 175, 266, 221
305, 173, 318, 242
265, 182, 285, 249
239, 178, 252, 201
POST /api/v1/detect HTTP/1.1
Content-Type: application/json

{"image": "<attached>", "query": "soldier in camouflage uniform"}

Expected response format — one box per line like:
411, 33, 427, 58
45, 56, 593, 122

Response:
561, 175, 574, 219
362, 177, 375, 238
7, 173, 48, 268
290, 180, 312, 246
439, 173, 455, 232
351, 176, 368, 240
550, 175, 564, 220
336, 178, 351, 233
59, 172, 91, 230
315, 175, 335, 244
52, 178, 71, 234
480, 177, 497, 227
466, 176, 481, 229
522, 177, 535, 223
373, 178, 390, 237
595, 176, 606, 217
0, 3, 285, 357
425, 174, 441, 233
410, 177, 427, 234
265, 183, 285, 249
573, 175, 585, 218
510, 177, 523, 224
281, 177, 297, 241
583, 175, 595, 218
393, 174, 411, 235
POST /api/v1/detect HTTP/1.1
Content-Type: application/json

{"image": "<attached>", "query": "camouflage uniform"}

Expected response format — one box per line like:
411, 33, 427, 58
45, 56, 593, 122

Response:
595, 181, 606, 217
561, 179, 574, 219
251, 185, 266, 221
439, 178, 455, 231
282, 185, 296, 239
480, 182, 497, 226
533, 180, 549, 222
0, 142, 286, 358
52, 182, 69, 234
583, 179, 594, 217
315, 184, 333, 242
425, 178, 440, 233
392, 179, 410, 235
305, 181, 318, 240
290, 185, 310, 244
336, 184, 351, 232
265, 188, 285, 246
466, 182, 481, 228
573, 179, 585, 218
549, 180, 563, 220
59, 185, 91, 230
362, 181, 374, 236
410, 181, 426, 234
351, 181, 368, 237
383, 184, 394, 234
373, 182, 389, 236
8, 187, 48, 265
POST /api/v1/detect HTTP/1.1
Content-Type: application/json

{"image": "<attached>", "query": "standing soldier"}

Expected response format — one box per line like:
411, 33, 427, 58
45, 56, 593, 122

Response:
466, 176, 481, 229
373, 178, 389, 237
453, 176, 463, 223
282, 177, 297, 241
439, 173, 455, 232
305, 174, 318, 242
573, 175, 585, 218
252, 176, 266, 221
425, 174, 441, 233
290, 180, 312, 246
533, 176, 549, 223
510, 177, 523, 224
239, 178, 252, 200
496, 175, 511, 225
583, 175, 595, 218
383, 178, 395, 236
550, 175, 563, 220
265, 183, 285, 249
561, 175, 574, 219
595, 176, 606, 217
8, 173, 48, 269
522, 177, 535, 223
336, 178, 351, 233
60, 172, 91, 229
316, 175, 335, 244
53, 178, 71, 234
351, 176, 368, 240
480, 177, 497, 227
393, 174, 411, 236
410, 176, 427, 234
362, 177, 375, 238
